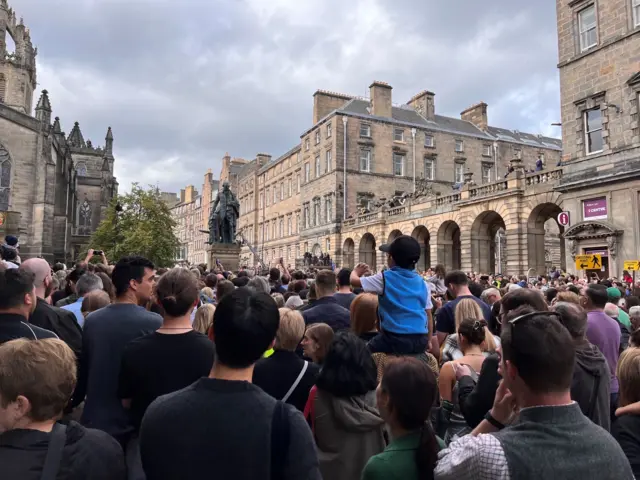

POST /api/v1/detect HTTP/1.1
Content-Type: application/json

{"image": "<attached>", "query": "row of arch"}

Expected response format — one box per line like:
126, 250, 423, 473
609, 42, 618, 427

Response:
342, 202, 565, 274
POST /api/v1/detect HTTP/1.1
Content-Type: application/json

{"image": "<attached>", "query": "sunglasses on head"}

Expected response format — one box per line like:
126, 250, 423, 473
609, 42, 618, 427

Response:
508, 310, 561, 326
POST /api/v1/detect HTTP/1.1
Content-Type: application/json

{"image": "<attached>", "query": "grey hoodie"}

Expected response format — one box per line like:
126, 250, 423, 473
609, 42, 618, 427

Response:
313, 389, 386, 480
572, 340, 611, 431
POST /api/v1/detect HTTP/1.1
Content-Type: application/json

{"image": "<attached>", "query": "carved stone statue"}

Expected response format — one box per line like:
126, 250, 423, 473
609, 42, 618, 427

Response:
208, 181, 240, 244
607, 235, 617, 259
567, 239, 577, 260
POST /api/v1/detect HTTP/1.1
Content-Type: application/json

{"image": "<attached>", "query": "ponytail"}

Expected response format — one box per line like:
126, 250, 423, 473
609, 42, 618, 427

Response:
415, 422, 438, 480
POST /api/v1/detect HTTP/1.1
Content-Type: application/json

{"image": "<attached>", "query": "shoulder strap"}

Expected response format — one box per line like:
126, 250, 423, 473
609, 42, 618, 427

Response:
40, 423, 67, 480
380, 270, 386, 297
281, 361, 308, 403
270, 401, 290, 480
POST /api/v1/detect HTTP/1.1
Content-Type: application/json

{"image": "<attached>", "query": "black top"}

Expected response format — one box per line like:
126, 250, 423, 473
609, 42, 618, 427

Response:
0, 312, 57, 344
457, 353, 501, 428
0, 421, 126, 480
140, 378, 321, 480
302, 297, 351, 331
73, 303, 162, 437
333, 292, 357, 311
253, 350, 320, 412
118, 330, 215, 430
30, 298, 82, 357
612, 414, 640, 478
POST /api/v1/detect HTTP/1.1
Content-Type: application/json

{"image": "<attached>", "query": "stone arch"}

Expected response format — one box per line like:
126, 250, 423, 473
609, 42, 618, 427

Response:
471, 211, 506, 273
78, 198, 92, 235
437, 221, 461, 270
411, 225, 431, 272
0, 143, 11, 211
387, 229, 403, 244
527, 202, 565, 274
343, 238, 355, 268
359, 233, 376, 271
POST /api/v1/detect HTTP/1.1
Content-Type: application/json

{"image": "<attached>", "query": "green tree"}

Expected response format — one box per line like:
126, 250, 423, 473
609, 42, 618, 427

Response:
88, 184, 179, 268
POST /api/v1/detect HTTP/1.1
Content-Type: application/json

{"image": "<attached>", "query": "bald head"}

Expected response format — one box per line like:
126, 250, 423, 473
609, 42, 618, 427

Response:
20, 258, 52, 296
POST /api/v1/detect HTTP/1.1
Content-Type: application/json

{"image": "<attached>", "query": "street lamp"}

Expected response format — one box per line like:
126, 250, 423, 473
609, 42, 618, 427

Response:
113, 202, 123, 260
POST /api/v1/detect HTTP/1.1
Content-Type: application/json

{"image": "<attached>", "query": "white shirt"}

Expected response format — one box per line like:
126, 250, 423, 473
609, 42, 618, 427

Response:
435, 433, 509, 480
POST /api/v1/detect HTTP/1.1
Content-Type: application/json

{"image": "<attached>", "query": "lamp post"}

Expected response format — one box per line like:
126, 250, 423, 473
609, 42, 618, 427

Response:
113, 202, 123, 260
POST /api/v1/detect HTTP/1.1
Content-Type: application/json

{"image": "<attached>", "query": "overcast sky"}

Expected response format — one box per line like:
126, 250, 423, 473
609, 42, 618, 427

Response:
16, 0, 561, 194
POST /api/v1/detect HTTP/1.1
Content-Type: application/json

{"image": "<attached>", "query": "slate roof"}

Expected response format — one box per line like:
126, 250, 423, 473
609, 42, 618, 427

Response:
309, 98, 562, 151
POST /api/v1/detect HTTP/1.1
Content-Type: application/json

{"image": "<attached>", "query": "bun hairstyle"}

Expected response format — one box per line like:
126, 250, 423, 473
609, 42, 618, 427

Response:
155, 268, 199, 317
457, 318, 488, 345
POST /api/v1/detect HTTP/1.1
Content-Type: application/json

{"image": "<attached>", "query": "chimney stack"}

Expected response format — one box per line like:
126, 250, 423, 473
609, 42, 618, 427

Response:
407, 90, 435, 120
369, 81, 393, 118
313, 90, 352, 124
256, 153, 272, 166
180, 189, 185, 203
461, 102, 488, 131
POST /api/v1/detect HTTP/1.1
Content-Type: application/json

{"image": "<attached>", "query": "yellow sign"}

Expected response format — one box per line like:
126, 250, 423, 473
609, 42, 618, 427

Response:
624, 261, 640, 271
575, 254, 602, 270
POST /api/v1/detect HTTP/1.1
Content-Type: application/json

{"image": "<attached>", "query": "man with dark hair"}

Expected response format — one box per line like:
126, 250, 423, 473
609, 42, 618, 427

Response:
216, 279, 235, 302
435, 270, 491, 347
582, 283, 621, 420
0, 269, 57, 343
553, 301, 611, 431
73, 256, 161, 448
55, 266, 86, 307
334, 268, 356, 310
21, 258, 82, 357
303, 270, 350, 331
436, 307, 633, 479
61, 272, 103, 327
140, 288, 320, 480
204, 272, 218, 290
545, 287, 558, 305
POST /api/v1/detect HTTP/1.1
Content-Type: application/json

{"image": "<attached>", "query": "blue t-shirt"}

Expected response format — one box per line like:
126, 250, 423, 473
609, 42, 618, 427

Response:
435, 295, 492, 335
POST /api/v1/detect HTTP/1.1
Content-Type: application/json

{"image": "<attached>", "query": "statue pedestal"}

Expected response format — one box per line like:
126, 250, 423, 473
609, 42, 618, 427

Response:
207, 243, 241, 272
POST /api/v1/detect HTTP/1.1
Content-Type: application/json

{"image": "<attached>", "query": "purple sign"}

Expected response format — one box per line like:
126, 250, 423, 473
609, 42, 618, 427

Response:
583, 197, 608, 220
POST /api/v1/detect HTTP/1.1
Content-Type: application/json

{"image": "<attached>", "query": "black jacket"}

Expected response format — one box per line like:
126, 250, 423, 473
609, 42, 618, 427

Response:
0, 313, 58, 344
30, 298, 83, 358
0, 420, 126, 480
572, 341, 611, 431
458, 353, 501, 428
253, 350, 321, 412
613, 414, 640, 479
302, 297, 350, 331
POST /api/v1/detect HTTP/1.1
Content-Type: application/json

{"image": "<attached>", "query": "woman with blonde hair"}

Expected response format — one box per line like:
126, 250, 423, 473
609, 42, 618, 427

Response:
440, 298, 499, 363
253, 308, 320, 411
613, 347, 640, 477
193, 303, 215, 335
350, 293, 379, 342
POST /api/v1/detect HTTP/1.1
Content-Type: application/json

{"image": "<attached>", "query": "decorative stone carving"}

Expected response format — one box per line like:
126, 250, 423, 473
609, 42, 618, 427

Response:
607, 235, 617, 259
568, 239, 577, 261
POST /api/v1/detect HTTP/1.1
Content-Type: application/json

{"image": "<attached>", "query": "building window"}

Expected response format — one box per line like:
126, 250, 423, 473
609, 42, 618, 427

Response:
360, 123, 371, 138
326, 238, 330, 252
357, 193, 372, 211
305, 138, 310, 151
634, 0, 640, 27
483, 144, 492, 156
273, 187, 277, 204
297, 151, 301, 163
273, 222, 276, 239
482, 165, 492, 184
305, 163, 310, 182
265, 222, 270, 241
393, 153, 404, 176
296, 245, 300, 258
394, 128, 404, 142
424, 158, 435, 180
514, 148, 521, 159
76, 162, 87, 177
280, 182, 284, 200
266, 188, 270, 206
578, 5, 597, 52
288, 178, 292, 197
455, 163, 465, 184
297, 174, 301, 192
325, 197, 332, 223
584, 108, 603, 154
326, 123, 332, 138
326, 150, 332, 172
315, 130, 321, 145
78, 199, 92, 235
296, 212, 300, 233
304, 205, 309, 228
360, 149, 371, 172
424, 134, 434, 148
279, 218, 284, 237
288, 217, 292, 235
315, 155, 321, 177
314, 200, 320, 226
455, 139, 464, 152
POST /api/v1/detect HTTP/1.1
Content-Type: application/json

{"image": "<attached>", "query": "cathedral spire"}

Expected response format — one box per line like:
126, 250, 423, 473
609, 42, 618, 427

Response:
52, 117, 61, 133
104, 126, 113, 155
67, 121, 86, 148
35, 89, 51, 126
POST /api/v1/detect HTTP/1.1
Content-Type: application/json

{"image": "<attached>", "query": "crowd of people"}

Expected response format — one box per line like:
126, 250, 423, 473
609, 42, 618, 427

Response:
0, 234, 639, 479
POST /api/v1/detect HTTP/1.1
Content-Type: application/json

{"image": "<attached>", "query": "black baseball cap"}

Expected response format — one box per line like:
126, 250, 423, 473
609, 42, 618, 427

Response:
379, 235, 421, 269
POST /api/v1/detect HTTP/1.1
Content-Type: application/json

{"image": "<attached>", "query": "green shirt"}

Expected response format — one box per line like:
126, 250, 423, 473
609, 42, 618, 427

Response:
361, 431, 445, 480
617, 308, 632, 330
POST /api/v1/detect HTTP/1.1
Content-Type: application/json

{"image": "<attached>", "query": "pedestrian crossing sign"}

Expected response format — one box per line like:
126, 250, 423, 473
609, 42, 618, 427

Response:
575, 254, 602, 270
624, 261, 640, 271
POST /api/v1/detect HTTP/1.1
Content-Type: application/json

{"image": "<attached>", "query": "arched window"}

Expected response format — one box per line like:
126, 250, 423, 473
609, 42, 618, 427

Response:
0, 146, 11, 210
76, 162, 87, 177
78, 199, 92, 235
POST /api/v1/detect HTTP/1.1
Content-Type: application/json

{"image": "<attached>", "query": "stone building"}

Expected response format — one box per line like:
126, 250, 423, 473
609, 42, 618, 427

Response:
555, 0, 640, 278
0, 2, 117, 263
230, 80, 562, 273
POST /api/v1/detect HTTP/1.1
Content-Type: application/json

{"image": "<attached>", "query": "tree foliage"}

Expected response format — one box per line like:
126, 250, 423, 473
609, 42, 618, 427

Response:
88, 184, 179, 268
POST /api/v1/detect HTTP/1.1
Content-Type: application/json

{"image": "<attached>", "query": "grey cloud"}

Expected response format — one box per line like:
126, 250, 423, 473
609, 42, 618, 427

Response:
17, 0, 560, 192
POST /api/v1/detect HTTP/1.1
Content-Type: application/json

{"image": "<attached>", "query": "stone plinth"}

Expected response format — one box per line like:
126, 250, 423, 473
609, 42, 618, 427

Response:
207, 243, 241, 272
